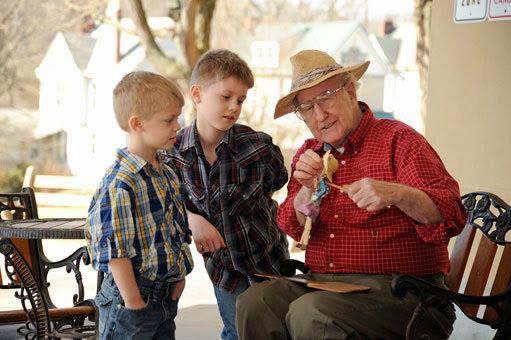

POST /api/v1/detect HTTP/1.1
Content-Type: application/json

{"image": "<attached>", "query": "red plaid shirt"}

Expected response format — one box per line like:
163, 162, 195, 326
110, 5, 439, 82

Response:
278, 103, 467, 277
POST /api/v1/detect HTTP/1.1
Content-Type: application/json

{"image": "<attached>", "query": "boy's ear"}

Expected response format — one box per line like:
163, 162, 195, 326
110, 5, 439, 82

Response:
190, 84, 202, 104
128, 115, 143, 132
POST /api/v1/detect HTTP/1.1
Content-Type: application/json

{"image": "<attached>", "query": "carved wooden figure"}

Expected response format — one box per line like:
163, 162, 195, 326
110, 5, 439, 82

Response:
296, 150, 339, 250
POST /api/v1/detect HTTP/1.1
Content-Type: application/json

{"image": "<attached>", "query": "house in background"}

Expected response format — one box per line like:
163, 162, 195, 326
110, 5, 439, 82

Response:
34, 18, 182, 180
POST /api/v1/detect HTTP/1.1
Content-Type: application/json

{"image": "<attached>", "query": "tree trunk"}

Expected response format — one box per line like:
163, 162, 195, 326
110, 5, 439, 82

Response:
127, 0, 216, 80
414, 0, 432, 132
127, 0, 185, 78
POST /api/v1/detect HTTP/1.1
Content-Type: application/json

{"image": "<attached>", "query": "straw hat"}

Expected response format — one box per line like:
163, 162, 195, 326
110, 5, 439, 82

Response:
274, 50, 370, 118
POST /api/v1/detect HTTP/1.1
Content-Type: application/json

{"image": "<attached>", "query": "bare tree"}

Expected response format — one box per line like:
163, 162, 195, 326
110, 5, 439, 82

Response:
0, 1, 38, 106
0, 0, 107, 108
126, 0, 216, 78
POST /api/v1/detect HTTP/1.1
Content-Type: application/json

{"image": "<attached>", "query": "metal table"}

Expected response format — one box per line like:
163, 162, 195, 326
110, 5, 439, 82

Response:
0, 218, 89, 309
0, 218, 86, 239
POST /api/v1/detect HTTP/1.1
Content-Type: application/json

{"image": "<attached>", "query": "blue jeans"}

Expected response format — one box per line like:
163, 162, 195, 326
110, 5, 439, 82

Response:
213, 276, 250, 340
95, 274, 179, 340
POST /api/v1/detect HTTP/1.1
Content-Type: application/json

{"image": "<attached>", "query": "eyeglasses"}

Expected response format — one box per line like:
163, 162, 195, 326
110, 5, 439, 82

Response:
294, 85, 345, 121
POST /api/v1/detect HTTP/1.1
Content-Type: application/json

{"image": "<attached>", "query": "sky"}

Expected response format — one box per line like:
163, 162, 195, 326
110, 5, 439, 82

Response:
366, 0, 414, 20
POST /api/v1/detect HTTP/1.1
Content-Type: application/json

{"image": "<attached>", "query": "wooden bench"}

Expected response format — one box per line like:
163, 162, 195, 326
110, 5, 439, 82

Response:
392, 192, 511, 339
23, 168, 96, 218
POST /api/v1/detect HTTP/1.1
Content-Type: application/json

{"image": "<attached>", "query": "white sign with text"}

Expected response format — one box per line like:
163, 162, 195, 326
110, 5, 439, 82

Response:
454, 0, 488, 23
489, 0, 511, 20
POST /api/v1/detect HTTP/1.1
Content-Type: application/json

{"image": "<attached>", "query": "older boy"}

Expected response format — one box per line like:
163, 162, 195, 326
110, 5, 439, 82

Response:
167, 49, 289, 340
85, 71, 193, 340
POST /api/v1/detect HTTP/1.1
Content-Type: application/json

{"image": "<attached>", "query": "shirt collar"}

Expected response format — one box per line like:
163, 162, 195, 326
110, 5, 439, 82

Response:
178, 121, 198, 152
219, 125, 238, 153
115, 148, 147, 173
346, 101, 374, 150
178, 120, 239, 154
115, 148, 166, 173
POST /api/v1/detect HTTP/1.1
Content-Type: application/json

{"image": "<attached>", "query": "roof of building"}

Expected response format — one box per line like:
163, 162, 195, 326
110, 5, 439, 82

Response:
61, 32, 97, 70
375, 36, 401, 66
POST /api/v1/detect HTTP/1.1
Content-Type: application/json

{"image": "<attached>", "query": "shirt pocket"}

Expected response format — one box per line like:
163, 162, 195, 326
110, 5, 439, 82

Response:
182, 179, 207, 211
227, 181, 263, 216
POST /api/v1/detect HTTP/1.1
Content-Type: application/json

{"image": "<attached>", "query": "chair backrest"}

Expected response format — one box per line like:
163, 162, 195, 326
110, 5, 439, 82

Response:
0, 187, 40, 284
0, 187, 52, 337
446, 192, 511, 321
0, 187, 38, 219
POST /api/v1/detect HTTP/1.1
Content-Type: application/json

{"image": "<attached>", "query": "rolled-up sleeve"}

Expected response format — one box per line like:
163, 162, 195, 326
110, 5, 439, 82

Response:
85, 184, 137, 273
394, 130, 467, 243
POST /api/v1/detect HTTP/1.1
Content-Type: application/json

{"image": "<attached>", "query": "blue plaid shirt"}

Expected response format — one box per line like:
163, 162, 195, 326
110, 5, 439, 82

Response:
85, 148, 193, 282
167, 122, 289, 292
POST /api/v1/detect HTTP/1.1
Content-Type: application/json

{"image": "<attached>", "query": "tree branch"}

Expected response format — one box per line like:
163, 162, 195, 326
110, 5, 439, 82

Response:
127, 0, 186, 78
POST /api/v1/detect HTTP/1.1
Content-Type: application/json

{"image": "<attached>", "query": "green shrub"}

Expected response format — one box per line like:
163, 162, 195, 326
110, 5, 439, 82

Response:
0, 163, 28, 193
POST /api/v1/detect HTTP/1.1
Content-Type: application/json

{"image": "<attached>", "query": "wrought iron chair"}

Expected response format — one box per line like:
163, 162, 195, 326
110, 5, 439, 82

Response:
392, 192, 511, 339
0, 187, 97, 339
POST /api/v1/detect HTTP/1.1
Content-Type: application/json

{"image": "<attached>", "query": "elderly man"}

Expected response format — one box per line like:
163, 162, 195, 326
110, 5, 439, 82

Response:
236, 50, 467, 339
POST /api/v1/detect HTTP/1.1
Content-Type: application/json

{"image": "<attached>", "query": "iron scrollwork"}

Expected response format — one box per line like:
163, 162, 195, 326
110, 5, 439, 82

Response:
391, 191, 511, 340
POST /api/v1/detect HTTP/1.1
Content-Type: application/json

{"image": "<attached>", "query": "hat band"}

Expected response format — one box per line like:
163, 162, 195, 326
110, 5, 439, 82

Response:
291, 65, 342, 91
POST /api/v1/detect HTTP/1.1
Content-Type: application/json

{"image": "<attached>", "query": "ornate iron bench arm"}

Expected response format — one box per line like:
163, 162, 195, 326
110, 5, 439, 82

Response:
391, 274, 511, 339
37, 245, 90, 309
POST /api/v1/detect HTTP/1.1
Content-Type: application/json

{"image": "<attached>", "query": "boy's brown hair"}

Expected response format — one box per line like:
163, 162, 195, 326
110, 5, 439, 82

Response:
113, 71, 184, 131
190, 49, 254, 89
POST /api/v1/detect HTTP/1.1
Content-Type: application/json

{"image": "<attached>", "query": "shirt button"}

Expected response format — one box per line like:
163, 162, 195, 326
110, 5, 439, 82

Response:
341, 160, 346, 165
354, 150, 358, 154
372, 229, 378, 237
329, 263, 334, 268
329, 233, 335, 238
334, 214, 338, 219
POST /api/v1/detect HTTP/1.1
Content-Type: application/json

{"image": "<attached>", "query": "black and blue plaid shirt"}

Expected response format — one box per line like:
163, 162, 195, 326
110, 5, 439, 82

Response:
166, 122, 289, 292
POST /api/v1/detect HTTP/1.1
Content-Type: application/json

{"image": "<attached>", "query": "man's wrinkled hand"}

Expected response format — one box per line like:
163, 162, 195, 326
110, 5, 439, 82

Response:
346, 178, 399, 211
293, 149, 324, 189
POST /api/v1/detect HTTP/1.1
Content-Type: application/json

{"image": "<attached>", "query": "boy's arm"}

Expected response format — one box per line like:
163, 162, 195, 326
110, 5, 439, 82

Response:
109, 257, 145, 309
267, 140, 289, 192
187, 210, 226, 253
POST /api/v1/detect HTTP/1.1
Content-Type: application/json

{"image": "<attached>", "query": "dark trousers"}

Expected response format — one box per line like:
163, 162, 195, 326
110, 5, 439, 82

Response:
236, 273, 456, 340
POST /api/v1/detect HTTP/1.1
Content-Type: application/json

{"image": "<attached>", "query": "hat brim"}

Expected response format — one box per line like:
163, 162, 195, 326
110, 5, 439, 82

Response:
274, 61, 370, 119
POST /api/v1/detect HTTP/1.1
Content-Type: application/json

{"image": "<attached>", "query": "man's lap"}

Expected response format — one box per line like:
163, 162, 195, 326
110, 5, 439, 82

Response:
237, 273, 455, 339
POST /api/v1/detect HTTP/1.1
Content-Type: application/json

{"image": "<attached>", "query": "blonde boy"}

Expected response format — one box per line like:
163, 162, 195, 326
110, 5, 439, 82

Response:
85, 71, 193, 340
167, 50, 289, 340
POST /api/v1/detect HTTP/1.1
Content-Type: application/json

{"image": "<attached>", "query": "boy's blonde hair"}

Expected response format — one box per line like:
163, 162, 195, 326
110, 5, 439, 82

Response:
190, 49, 254, 89
113, 71, 184, 131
